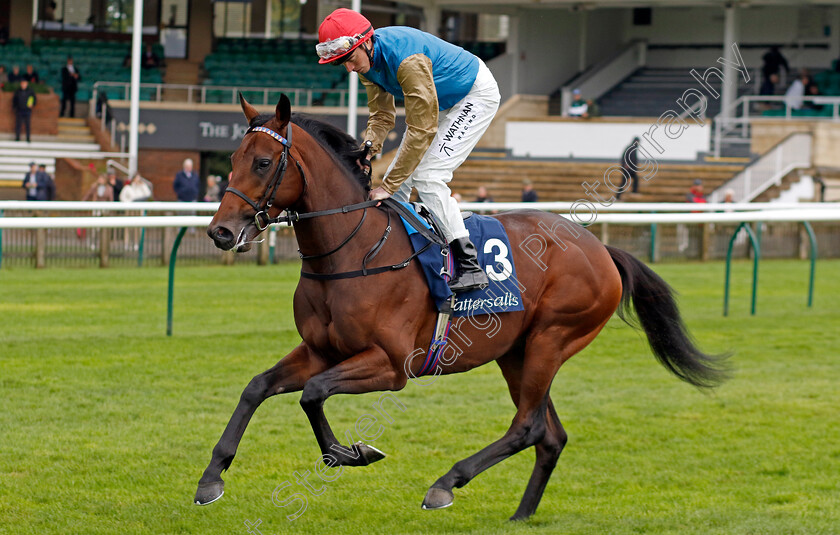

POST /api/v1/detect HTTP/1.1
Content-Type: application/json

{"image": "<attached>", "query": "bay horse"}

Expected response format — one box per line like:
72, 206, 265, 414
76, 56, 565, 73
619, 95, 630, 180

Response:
198, 94, 726, 520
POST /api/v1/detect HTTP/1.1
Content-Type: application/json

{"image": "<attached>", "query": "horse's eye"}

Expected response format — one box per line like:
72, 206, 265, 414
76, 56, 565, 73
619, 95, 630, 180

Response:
258, 159, 272, 170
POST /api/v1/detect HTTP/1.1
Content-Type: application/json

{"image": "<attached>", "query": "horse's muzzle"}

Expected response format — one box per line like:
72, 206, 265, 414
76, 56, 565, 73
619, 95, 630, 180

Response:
207, 225, 235, 251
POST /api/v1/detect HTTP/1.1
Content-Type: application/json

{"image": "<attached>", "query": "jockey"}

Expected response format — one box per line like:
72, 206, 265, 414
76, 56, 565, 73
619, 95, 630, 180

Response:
316, 9, 501, 293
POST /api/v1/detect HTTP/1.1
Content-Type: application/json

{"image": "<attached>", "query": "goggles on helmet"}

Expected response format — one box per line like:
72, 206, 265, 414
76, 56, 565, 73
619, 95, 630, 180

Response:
316, 34, 364, 62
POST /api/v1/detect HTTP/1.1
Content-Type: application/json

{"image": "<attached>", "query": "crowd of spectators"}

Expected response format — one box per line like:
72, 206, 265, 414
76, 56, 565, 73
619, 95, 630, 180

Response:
18, 156, 225, 206
22, 162, 55, 201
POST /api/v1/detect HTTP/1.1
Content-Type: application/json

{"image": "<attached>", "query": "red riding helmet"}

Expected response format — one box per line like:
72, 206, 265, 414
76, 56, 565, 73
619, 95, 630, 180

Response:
316, 8, 374, 64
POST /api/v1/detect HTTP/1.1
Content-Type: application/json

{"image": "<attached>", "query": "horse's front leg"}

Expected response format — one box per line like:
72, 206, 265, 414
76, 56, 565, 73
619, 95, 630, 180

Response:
299, 346, 407, 467
195, 343, 327, 505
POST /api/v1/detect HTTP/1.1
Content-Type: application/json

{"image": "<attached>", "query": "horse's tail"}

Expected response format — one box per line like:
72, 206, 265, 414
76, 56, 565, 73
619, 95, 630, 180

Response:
606, 246, 729, 388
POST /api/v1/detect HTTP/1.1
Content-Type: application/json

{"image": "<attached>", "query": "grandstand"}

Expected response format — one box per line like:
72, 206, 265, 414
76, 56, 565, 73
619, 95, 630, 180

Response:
1, 1, 838, 205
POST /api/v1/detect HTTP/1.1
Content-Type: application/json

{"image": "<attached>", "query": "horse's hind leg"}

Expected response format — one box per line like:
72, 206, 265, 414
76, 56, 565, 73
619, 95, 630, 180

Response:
195, 343, 325, 505
510, 398, 567, 520
421, 339, 560, 512
494, 353, 568, 521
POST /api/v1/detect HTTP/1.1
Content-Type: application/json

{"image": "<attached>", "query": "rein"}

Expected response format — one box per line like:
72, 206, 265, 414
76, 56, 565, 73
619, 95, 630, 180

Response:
224, 123, 445, 281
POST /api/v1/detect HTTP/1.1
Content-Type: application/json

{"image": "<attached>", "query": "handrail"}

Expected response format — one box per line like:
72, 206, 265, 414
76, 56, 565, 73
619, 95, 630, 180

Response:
560, 40, 647, 117
2, 208, 839, 229
1, 200, 838, 213
713, 94, 840, 157
91, 81, 359, 108
709, 132, 812, 203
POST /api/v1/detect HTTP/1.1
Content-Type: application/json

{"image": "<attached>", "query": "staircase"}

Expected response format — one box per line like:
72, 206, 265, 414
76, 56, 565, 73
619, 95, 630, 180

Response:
58, 117, 96, 143
162, 59, 201, 101
0, 139, 104, 196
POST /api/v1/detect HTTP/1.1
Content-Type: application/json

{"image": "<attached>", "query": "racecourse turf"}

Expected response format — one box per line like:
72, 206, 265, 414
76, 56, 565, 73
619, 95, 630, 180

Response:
0, 259, 838, 535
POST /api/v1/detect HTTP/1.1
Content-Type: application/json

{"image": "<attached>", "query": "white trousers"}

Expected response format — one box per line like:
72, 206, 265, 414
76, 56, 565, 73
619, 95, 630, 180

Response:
388, 59, 501, 242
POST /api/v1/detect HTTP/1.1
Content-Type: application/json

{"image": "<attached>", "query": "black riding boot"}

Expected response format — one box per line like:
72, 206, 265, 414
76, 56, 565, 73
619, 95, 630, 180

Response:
448, 237, 489, 293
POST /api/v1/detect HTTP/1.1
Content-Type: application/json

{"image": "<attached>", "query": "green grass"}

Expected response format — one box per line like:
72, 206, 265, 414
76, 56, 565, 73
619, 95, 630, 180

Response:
0, 259, 838, 535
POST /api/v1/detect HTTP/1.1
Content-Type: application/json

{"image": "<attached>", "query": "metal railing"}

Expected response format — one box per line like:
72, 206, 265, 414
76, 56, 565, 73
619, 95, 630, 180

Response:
709, 132, 812, 203
712, 94, 840, 157
91, 81, 361, 108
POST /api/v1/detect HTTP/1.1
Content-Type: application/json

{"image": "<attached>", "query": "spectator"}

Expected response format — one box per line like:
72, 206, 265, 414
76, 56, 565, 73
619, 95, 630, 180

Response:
22, 162, 39, 201
106, 170, 124, 200
95, 90, 110, 120
568, 88, 589, 118
120, 173, 153, 202
806, 83, 823, 111
723, 189, 735, 203
82, 175, 114, 202
0, 65, 8, 88
60, 56, 81, 118
586, 98, 600, 118
142, 45, 160, 69
44, 1, 57, 21
203, 175, 221, 202
686, 179, 706, 204
35, 164, 56, 200
618, 137, 639, 199
784, 72, 809, 111
475, 185, 493, 203
814, 173, 826, 202
451, 192, 463, 203
475, 185, 495, 214
12, 79, 36, 142
760, 73, 779, 97
24, 64, 40, 84
761, 46, 789, 84
8, 65, 23, 83
173, 158, 199, 202
521, 179, 538, 202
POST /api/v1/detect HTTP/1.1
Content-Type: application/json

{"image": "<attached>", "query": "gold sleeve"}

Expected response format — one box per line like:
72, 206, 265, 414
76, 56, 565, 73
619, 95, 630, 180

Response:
360, 74, 396, 157
380, 54, 439, 195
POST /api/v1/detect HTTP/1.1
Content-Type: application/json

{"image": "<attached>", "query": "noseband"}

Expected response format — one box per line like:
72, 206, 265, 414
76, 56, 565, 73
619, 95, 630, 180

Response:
224, 124, 306, 230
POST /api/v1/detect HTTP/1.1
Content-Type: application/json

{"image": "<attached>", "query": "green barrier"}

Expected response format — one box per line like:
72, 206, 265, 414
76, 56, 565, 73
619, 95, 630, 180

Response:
802, 221, 817, 308
166, 227, 187, 336
724, 222, 760, 316
138, 210, 146, 268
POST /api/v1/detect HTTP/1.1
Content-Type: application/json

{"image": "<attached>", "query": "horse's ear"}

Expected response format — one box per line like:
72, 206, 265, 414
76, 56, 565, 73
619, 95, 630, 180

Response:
239, 92, 259, 123
276, 94, 291, 125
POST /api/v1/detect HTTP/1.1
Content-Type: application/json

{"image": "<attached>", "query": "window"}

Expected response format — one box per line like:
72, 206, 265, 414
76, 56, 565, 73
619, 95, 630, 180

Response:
213, 1, 252, 38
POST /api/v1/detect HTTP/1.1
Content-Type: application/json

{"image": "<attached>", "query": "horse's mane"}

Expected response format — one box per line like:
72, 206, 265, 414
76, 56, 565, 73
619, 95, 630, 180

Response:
249, 113, 371, 192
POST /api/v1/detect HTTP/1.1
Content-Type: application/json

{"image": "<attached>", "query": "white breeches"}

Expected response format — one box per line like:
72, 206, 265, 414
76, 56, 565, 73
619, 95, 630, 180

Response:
387, 59, 500, 242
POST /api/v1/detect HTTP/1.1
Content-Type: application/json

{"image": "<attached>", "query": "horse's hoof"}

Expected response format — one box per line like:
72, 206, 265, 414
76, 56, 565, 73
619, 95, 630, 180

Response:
194, 480, 225, 505
356, 442, 386, 465
421, 487, 454, 510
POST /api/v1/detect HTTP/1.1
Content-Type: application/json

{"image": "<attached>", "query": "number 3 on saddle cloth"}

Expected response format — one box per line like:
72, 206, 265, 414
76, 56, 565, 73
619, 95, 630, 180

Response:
396, 202, 525, 376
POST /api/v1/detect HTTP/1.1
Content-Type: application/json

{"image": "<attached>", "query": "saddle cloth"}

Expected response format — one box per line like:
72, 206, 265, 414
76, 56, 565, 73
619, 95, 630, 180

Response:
397, 202, 525, 318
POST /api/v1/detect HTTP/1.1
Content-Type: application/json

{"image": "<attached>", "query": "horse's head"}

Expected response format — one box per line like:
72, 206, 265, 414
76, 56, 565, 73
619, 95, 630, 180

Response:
207, 94, 305, 251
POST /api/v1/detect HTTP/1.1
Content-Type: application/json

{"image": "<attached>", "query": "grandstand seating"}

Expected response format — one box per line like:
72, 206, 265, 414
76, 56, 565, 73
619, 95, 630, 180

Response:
1, 38, 165, 102
557, 67, 753, 118
450, 156, 744, 203
761, 69, 840, 117
202, 38, 368, 106
201, 38, 502, 106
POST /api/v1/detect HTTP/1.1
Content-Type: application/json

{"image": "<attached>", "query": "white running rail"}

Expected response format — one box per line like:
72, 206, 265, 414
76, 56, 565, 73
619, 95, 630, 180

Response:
2, 209, 839, 229
1, 200, 838, 213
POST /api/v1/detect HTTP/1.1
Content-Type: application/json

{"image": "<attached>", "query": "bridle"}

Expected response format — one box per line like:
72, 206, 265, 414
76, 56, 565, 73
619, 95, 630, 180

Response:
224, 123, 306, 231
222, 122, 447, 280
